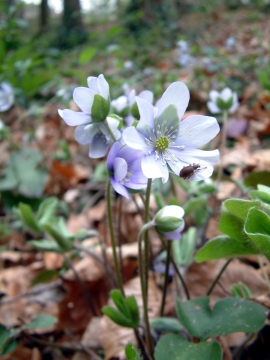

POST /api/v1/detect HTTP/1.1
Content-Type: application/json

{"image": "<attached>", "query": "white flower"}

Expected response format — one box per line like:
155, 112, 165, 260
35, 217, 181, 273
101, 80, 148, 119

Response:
123, 82, 220, 183
0, 82, 14, 112
154, 205, 185, 240
58, 74, 110, 126
111, 95, 129, 114
207, 87, 239, 114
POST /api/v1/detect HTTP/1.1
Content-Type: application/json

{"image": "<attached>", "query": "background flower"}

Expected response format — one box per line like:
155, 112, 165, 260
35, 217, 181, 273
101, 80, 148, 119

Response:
106, 142, 148, 199
0, 82, 14, 112
123, 82, 220, 183
207, 87, 239, 114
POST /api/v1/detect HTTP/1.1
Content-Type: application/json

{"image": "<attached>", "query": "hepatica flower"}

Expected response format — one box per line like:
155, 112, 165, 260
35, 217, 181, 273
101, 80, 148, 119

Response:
106, 142, 148, 199
59, 74, 120, 158
207, 87, 239, 114
0, 82, 14, 112
123, 82, 220, 183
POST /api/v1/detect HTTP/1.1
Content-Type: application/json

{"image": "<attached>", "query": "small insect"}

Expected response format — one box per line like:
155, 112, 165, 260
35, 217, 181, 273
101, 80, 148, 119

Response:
179, 163, 206, 179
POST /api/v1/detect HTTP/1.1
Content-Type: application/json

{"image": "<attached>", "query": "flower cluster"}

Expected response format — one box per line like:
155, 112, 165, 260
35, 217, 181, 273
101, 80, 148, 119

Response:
58, 74, 220, 198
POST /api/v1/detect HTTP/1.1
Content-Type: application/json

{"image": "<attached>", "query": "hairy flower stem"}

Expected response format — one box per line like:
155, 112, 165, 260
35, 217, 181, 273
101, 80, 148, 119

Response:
144, 179, 152, 296
138, 222, 154, 359
160, 241, 171, 316
206, 258, 232, 296
217, 110, 228, 183
105, 118, 117, 142
106, 180, 124, 295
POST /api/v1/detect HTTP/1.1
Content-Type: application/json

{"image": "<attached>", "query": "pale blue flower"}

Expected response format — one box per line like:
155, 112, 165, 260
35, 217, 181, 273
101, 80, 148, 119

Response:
154, 205, 185, 241
0, 82, 14, 112
123, 82, 220, 183
106, 142, 148, 199
207, 88, 239, 114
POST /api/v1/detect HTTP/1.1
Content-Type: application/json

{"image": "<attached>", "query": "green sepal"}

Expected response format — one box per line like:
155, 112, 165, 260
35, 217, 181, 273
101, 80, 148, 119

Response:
156, 218, 184, 233
91, 94, 110, 123
131, 102, 140, 119
216, 96, 234, 111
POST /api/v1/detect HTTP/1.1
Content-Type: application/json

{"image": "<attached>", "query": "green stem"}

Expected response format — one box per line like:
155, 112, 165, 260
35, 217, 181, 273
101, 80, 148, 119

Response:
160, 241, 171, 316
105, 118, 117, 142
138, 222, 154, 359
106, 180, 124, 295
206, 258, 232, 296
144, 178, 152, 297
217, 110, 228, 183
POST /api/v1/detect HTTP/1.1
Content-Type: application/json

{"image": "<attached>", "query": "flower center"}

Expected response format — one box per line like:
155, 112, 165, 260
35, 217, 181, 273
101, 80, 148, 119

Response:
156, 136, 169, 151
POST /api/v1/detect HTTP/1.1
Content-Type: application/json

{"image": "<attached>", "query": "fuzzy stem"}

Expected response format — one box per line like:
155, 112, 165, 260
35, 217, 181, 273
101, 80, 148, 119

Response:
106, 180, 124, 295
144, 178, 152, 297
138, 222, 154, 359
160, 241, 171, 316
217, 109, 228, 183
206, 258, 232, 296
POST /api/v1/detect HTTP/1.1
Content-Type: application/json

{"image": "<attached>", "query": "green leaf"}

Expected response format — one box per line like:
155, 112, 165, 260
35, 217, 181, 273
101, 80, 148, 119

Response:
154, 334, 222, 360
41, 222, 73, 252
244, 171, 270, 188
231, 282, 253, 298
17, 203, 42, 235
29, 239, 62, 252
91, 94, 110, 123
224, 199, 260, 221
25, 315, 57, 329
36, 197, 58, 224
150, 317, 183, 333
125, 296, 140, 327
249, 190, 270, 205
31, 269, 59, 286
219, 204, 250, 243
244, 207, 270, 261
125, 343, 142, 360
195, 235, 259, 262
183, 197, 207, 216
257, 184, 270, 195
0, 324, 18, 355
176, 297, 267, 340
79, 47, 96, 65
173, 227, 196, 265
110, 290, 130, 318
101, 306, 134, 328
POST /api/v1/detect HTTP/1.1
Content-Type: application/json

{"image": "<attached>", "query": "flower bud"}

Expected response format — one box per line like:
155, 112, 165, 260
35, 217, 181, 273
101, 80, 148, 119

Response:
154, 206, 185, 233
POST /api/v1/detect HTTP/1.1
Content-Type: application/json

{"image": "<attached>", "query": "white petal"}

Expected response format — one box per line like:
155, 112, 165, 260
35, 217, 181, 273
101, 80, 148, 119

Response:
106, 117, 121, 140
221, 87, 233, 101
157, 82, 190, 120
162, 205, 185, 218
141, 154, 168, 181
136, 97, 155, 131
59, 109, 91, 126
111, 96, 128, 112
73, 87, 95, 114
189, 166, 214, 181
171, 148, 220, 166
138, 90, 153, 104
207, 101, 220, 114
75, 124, 93, 144
87, 77, 99, 93
128, 89, 136, 106
97, 74, 109, 100
209, 90, 219, 102
176, 115, 220, 148
89, 133, 108, 158
229, 100, 239, 113
123, 126, 150, 154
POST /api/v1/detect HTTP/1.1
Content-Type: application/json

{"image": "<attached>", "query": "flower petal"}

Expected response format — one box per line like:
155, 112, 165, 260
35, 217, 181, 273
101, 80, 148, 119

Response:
75, 124, 99, 144
123, 127, 150, 154
176, 115, 220, 148
209, 90, 219, 102
89, 133, 109, 158
59, 109, 91, 126
136, 97, 155, 131
141, 153, 169, 182
157, 82, 190, 120
138, 90, 153, 104
207, 101, 220, 114
128, 89, 136, 106
97, 74, 110, 100
87, 77, 98, 93
189, 166, 214, 181
106, 117, 121, 140
110, 177, 130, 199
73, 87, 95, 114
107, 142, 120, 170
113, 157, 128, 182
171, 148, 220, 166
221, 87, 233, 101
